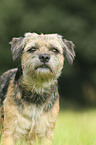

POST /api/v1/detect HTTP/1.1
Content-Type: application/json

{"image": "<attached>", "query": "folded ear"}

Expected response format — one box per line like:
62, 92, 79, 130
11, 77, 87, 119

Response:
9, 37, 24, 61
63, 39, 75, 65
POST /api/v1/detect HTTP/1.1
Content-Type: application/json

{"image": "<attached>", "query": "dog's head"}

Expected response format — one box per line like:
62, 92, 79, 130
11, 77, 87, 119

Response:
10, 33, 75, 81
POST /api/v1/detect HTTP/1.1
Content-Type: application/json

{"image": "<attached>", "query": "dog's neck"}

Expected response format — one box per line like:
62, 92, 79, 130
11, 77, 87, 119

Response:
22, 73, 57, 94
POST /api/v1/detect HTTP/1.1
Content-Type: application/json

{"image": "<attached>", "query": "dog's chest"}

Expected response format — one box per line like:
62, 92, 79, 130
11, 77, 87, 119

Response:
15, 104, 46, 136
13, 83, 57, 137
22, 104, 44, 119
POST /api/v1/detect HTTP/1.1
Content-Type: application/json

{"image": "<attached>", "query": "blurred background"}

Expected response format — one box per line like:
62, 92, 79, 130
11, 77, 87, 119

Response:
0, 0, 96, 108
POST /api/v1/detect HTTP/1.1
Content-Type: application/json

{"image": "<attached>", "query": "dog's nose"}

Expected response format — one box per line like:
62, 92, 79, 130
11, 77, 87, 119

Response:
39, 54, 50, 63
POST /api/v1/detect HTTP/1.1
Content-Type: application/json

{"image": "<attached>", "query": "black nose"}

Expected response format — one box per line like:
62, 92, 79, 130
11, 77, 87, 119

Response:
39, 54, 50, 63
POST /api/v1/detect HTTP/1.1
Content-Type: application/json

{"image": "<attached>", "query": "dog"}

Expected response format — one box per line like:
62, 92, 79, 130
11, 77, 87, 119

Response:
0, 32, 75, 145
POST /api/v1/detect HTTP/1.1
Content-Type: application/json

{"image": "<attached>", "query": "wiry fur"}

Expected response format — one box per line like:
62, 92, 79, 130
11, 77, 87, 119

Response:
0, 32, 75, 145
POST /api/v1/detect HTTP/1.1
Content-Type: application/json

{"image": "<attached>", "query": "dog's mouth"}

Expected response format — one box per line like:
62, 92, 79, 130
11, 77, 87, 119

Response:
35, 64, 52, 72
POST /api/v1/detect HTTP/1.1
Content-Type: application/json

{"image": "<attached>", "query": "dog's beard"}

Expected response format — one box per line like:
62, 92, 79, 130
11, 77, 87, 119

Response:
22, 62, 54, 80
30, 64, 54, 80
22, 62, 55, 92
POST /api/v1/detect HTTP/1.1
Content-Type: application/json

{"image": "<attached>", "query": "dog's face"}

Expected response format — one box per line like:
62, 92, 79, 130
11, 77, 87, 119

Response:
10, 33, 75, 82
21, 33, 64, 81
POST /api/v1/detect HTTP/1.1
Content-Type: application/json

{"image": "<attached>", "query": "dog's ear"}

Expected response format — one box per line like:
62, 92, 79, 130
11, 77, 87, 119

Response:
63, 39, 75, 65
9, 37, 24, 61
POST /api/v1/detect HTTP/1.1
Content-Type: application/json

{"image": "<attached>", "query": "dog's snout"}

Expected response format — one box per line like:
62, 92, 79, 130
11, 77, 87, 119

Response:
39, 54, 50, 63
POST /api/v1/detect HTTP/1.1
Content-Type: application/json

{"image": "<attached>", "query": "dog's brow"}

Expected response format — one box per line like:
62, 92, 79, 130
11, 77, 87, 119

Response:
24, 42, 38, 51
49, 43, 63, 54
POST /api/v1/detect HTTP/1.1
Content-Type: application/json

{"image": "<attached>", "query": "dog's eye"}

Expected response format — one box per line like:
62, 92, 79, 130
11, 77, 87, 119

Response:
28, 47, 37, 52
51, 48, 59, 54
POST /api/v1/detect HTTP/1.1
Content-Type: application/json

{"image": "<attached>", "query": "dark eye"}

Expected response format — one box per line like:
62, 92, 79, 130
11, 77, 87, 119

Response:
28, 47, 37, 53
51, 48, 59, 54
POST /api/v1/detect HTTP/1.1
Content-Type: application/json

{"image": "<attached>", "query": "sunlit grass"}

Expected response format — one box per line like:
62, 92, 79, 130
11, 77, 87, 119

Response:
53, 109, 96, 145
1, 109, 96, 145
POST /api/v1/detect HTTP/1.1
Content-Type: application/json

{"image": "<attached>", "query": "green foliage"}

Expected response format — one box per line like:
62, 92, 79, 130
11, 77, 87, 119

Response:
0, 0, 96, 105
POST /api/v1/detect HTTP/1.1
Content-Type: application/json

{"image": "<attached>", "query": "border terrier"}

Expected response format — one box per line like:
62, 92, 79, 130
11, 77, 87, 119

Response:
0, 32, 75, 145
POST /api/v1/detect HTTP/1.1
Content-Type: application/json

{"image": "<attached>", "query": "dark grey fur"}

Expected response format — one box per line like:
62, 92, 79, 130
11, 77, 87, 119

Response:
0, 69, 17, 105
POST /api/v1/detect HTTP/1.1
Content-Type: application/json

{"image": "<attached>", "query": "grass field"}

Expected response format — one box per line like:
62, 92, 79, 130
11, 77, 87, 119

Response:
53, 109, 96, 145
0, 109, 96, 145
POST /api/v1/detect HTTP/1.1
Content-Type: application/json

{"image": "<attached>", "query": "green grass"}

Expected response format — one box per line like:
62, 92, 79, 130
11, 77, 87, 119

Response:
53, 109, 96, 145
1, 109, 96, 145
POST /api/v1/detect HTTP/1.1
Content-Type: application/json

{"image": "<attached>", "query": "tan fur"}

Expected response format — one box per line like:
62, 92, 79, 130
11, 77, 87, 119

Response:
2, 80, 59, 145
0, 32, 75, 145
